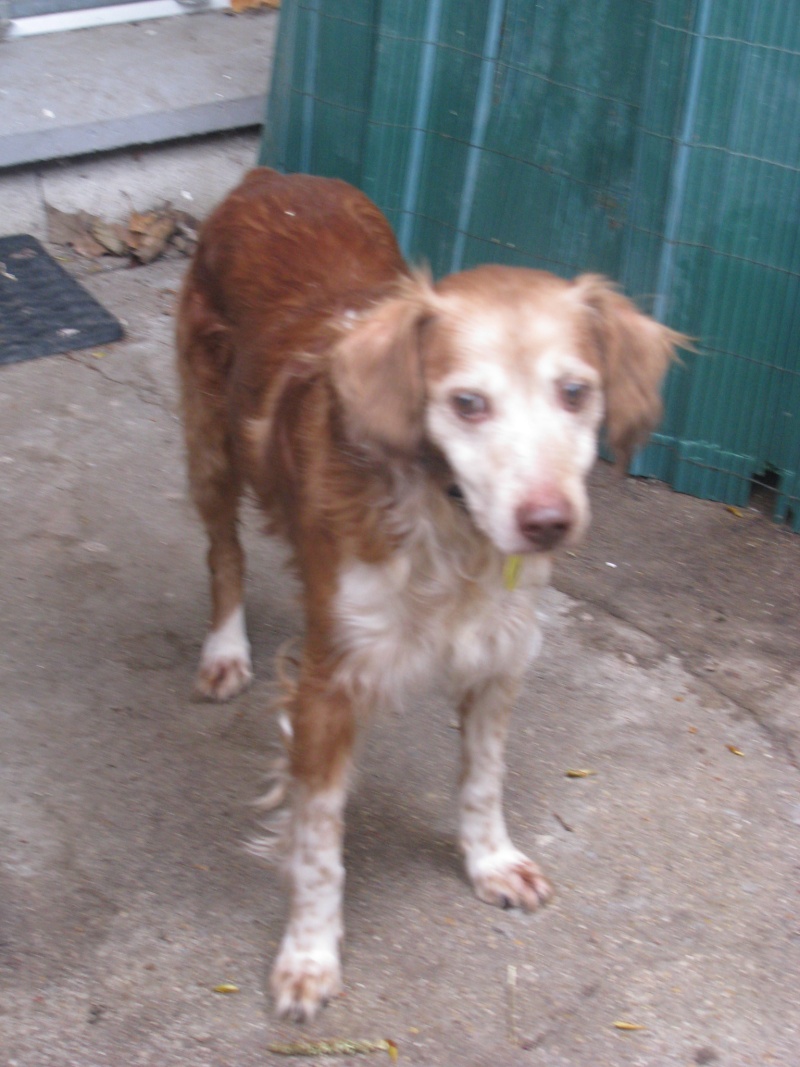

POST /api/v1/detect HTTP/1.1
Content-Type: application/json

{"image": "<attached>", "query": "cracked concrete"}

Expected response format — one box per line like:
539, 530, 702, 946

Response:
1, 209, 799, 1066
0, 131, 261, 241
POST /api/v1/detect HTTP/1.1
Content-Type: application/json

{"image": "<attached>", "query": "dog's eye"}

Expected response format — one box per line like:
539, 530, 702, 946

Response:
560, 380, 590, 412
451, 392, 491, 421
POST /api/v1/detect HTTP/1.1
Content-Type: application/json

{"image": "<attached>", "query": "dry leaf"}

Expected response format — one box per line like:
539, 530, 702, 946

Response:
90, 220, 131, 257
45, 202, 107, 257
565, 768, 596, 778
128, 210, 177, 264
506, 963, 518, 1045
128, 209, 159, 235
727, 745, 744, 757
46, 200, 199, 264
170, 209, 201, 255
268, 1037, 398, 1060
230, 0, 280, 11
213, 982, 240, 994
614, 1020, 647, 1031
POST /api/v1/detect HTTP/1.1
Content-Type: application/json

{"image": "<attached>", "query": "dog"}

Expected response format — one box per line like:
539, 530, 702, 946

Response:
176, 167, 682, 1021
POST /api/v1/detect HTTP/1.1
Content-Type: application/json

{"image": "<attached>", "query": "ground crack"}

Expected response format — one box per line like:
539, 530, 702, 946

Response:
66, 352, 168, 411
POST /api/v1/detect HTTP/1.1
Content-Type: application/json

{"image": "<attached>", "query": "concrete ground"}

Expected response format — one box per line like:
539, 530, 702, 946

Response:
1, 155, 799, 1067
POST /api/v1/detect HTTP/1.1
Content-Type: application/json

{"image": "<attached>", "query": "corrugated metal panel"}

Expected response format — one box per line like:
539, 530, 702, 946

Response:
261, 0, 800, 532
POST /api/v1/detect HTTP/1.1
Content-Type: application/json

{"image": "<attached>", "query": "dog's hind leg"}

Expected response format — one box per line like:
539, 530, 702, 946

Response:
457, 677, 553, 911
178, 312, 252, 701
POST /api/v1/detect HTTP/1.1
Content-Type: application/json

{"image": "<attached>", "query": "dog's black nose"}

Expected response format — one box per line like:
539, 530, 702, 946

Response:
516, 497, 573, 551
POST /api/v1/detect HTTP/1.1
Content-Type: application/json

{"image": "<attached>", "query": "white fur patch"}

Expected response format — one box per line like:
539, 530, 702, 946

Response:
466, 844, 553, 911
459, 679, 553, 911
424, 311, 603, 555
271, 782, 348, 1020
196, 605, 252, 700
333, 541, 548, 705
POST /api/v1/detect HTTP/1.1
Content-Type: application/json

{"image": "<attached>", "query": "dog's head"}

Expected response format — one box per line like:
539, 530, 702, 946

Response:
332, 265, 683, 556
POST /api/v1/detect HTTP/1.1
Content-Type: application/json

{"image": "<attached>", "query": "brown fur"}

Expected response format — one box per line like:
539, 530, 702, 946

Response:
176, 168, 684, 1020
571, 272, 684, 467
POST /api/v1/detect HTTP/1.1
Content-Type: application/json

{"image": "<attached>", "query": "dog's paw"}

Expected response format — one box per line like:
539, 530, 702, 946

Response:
271, 945, 341, 1022
468, 847, 553, 912
195, 655, 253, 701
195, 607, 252, 701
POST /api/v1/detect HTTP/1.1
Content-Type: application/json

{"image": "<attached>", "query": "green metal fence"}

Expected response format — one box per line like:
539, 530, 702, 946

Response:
261, 0, 800, 532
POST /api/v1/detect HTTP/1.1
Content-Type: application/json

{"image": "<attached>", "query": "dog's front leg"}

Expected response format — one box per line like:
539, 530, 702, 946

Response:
458, 677, 553, 911
271, 673, 354, 1021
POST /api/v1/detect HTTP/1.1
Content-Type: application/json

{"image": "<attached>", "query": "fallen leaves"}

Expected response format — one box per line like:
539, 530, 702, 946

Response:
45, 200, 200, 264
46, 203, 107, 257
506, 963, 519, 1045
91, 219, 131, 257
230, 0, 280, 9
213, 981, 240, 994
268, 1038, 398, 1061
128, 209, 177, 264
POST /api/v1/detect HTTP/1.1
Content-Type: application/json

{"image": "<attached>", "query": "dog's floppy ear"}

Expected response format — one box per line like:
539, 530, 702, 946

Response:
573, 274, 686, 469
331, 275, 435, 455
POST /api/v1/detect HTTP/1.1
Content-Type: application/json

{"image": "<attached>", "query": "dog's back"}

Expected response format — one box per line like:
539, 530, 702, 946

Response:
179, 168, 407, 384
177, 169, 413, 542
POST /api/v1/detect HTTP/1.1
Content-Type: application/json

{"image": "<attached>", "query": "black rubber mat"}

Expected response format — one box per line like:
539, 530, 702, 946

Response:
0, 234, 123, 366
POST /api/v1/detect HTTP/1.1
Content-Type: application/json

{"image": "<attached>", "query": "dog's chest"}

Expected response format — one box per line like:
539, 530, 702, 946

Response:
332, 547, 548, 697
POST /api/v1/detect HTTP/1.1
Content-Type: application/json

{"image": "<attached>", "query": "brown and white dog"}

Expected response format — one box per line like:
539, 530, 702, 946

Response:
176, 168, 682, 1020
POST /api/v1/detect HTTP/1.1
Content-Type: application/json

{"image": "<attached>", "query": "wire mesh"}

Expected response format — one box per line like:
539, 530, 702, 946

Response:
261, 0, 800, 532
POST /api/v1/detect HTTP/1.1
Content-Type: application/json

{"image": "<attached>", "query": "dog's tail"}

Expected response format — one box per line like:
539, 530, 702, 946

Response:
245, 641, 299, 862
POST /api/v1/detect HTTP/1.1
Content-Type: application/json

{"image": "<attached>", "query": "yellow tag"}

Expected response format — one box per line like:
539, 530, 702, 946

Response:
503, 555, 522, 591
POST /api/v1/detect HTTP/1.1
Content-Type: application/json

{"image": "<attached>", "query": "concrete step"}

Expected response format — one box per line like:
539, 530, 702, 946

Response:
1, 129, 262, 238
0, 7, 276, 238
0, 7, 278, 168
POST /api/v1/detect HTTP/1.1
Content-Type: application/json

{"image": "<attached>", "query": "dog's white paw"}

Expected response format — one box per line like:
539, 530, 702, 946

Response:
468, 847, 553, 911
270, 944, 342, 1022
195, 655, 252, 701
195, 607, 252, 701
